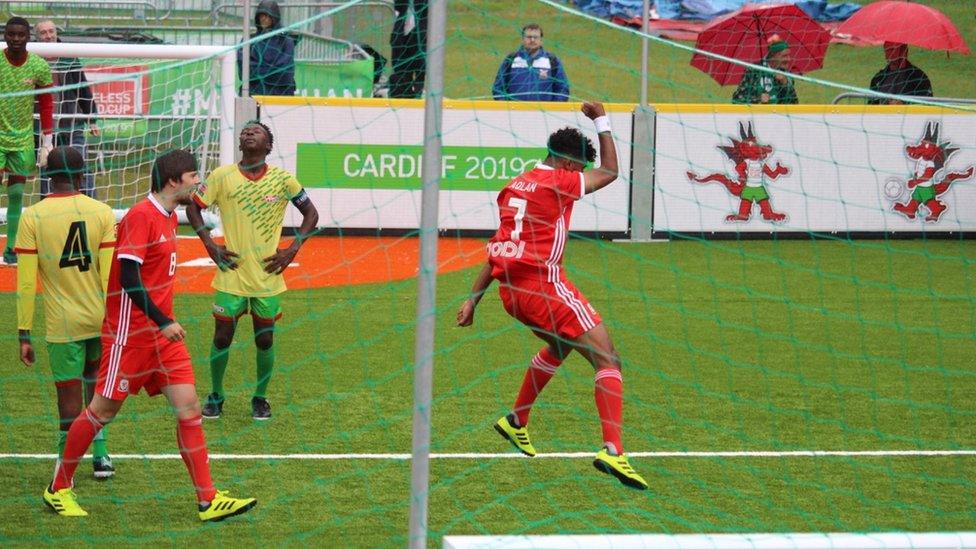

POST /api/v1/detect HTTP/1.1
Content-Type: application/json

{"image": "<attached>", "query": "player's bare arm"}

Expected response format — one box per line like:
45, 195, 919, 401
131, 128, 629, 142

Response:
186, 201, 239, 271
160, 322, 187, 342
457, 263, 495, 327
18, 329, 35, 366
263, 195, 319, 275
580, 101, 619, 194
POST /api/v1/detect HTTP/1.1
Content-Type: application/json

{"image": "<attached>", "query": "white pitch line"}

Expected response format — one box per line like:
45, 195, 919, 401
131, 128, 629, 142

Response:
2, 450, 975, 461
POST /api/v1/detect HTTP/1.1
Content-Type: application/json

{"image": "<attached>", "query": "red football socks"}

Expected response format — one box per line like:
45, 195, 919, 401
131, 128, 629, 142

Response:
594, 368, 624, 455
177, 416, 217, 503
52, 408, 103, 491
512, 347, 562, 427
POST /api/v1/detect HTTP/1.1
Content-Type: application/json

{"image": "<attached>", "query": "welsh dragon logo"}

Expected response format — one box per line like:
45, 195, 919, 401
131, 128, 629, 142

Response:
886, 122, 974, 223
686, 121, 790, 224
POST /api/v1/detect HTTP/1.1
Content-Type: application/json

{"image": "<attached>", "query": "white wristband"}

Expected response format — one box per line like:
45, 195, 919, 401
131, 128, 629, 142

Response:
593, 115, 612, 134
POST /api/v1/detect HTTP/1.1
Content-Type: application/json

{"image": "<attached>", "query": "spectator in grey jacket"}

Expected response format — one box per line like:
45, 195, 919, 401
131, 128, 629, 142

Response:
36, 20, 99, 197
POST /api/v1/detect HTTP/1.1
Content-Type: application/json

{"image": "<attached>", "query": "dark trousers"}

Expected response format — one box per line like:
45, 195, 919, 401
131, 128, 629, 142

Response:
389, 0, 428, 98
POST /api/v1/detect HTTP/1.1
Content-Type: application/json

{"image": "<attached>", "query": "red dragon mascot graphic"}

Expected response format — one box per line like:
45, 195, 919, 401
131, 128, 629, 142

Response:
892, 122, 974, 222
686, 121, 790, 223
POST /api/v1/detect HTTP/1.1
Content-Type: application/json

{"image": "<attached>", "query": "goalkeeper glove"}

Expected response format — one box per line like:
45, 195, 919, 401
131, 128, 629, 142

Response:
37, 134, 54, 168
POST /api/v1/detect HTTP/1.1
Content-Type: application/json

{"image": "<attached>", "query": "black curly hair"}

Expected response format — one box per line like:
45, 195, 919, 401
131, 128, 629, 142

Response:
4, 17, 30, 33
46, 146, 85, 188
244, 119, 274, 153
547, 127, 595, 166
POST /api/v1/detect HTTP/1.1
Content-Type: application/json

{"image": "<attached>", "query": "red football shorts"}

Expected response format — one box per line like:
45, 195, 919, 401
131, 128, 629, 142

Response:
96, 338, 195, 401
498, 276, 602, 340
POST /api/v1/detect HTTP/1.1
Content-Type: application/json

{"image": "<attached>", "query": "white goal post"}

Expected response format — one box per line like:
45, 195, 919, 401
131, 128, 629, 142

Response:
0, 42, 233, 228
9, 41, 236, 165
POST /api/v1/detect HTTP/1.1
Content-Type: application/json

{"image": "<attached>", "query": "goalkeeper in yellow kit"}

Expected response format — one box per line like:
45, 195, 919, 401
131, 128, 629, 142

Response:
15, 147, 115, 477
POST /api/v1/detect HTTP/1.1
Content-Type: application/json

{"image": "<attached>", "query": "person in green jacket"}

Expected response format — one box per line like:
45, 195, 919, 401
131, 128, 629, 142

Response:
732, 36, 798, 105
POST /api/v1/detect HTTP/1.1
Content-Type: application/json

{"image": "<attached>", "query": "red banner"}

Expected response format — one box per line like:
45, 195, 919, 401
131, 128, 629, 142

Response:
85, 65, 150, 116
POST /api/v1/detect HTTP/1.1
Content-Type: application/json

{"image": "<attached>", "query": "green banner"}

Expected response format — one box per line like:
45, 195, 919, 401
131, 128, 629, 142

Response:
295, 59, 375, 99
80, 57, 214, 139
82, 57, 374, 140
151, 59, 211, 115
296, 143, 548, 190
82, 57, 374, 117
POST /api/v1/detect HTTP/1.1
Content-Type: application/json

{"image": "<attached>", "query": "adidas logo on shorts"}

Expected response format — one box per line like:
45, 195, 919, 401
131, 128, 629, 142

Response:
487, 240, 526, 259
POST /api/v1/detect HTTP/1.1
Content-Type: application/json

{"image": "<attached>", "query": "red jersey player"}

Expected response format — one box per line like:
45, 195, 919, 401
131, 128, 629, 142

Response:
457, 101, 647, 490
43, 150, 257, 521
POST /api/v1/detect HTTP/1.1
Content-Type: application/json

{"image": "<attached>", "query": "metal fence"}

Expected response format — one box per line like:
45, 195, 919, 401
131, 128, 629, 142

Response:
210, 1, 394, 57
4, 0, 170, 25
59, 25, 370, 61
832, 92, 976, 105
210, 0, 394, 24
3, 0, 390, 65
4, 0, 395, 37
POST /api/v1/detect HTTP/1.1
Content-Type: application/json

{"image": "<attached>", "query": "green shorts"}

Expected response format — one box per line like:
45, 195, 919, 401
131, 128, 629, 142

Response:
740, 185, 770, 202
47, 338, 101, 384
911, 185, 937, 203
213, 291, 282, 324
0, 148, 35, 177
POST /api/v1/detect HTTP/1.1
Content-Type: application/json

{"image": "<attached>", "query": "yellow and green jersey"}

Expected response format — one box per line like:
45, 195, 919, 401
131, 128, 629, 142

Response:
15, 193, 116, 343
0, 51, 52, 150
193, 163, 304, 297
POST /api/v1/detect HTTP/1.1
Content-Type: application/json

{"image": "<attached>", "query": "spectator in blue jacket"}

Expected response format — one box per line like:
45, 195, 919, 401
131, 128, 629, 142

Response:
238, 0, 295, 96
492, 24, 570, 102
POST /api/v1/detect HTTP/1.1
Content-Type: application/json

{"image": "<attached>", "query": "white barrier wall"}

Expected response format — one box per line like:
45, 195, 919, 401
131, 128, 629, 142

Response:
259, 98, 633, 232
653, 105, 976, 234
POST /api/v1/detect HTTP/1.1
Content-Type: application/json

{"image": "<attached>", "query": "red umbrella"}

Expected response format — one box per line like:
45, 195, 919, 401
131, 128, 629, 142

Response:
835, 1, 970, 54
691, 4, 831, 86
